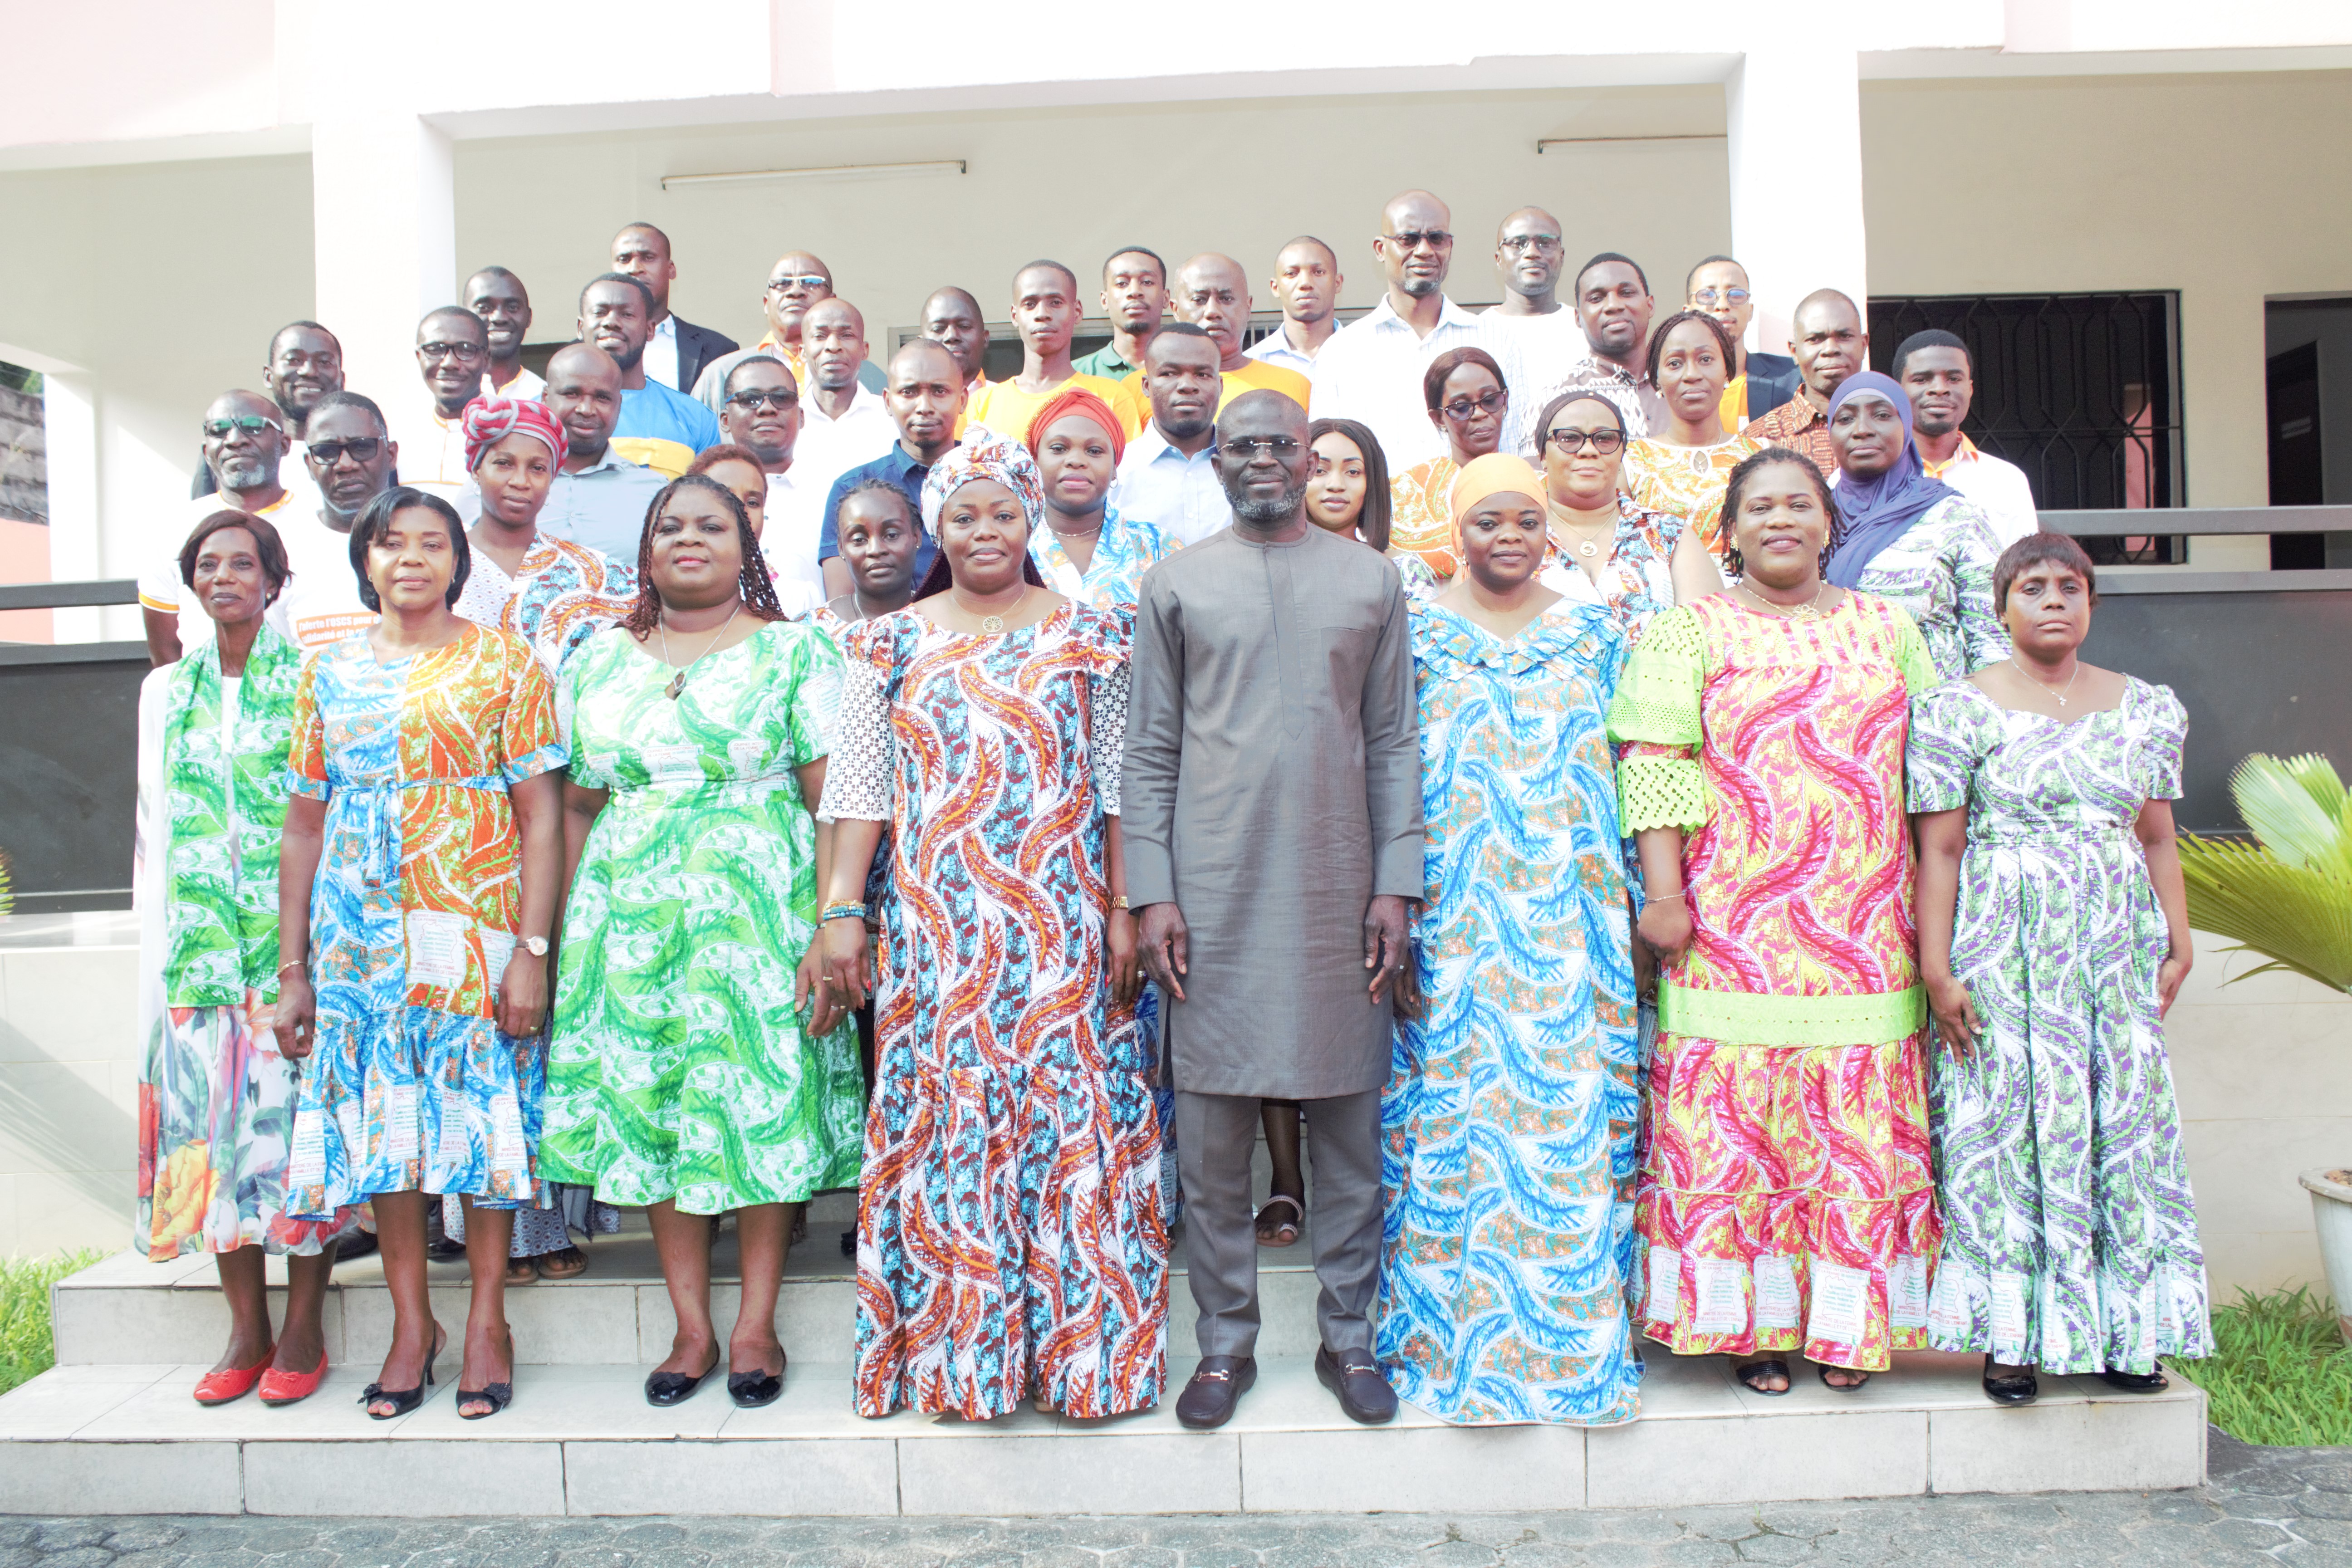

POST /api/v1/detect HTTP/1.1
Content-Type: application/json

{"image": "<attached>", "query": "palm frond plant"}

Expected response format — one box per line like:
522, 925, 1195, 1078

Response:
2177, 754, 2352, 994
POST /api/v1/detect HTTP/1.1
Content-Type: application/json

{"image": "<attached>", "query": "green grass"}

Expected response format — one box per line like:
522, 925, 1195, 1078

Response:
2173, 1286, 2352, 1446
0, 1250, 103, 1395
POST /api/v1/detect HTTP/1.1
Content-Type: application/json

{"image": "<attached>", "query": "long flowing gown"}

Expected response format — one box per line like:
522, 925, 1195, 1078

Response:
134, 632, 359, 1258
1607, 592, 1944, 1369
1907, 676, 2212, 1373
540, 621, 865, 1211
820, 602, 1167, 1420
283, 624, 568, 1217
1378, 598, 1643, 1426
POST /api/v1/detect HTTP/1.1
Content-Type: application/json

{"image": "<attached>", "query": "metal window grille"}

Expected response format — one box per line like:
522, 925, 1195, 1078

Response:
1868, 291, 2185, 563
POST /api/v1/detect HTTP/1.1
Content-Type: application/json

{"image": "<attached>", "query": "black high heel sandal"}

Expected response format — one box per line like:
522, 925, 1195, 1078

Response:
359, 1328, 443, 1420
458, 1330, 517, 1420
1983, 1355, 2038, 1406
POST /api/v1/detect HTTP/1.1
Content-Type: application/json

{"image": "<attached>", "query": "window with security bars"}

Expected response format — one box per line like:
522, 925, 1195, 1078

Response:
1867, 291, 2184, 563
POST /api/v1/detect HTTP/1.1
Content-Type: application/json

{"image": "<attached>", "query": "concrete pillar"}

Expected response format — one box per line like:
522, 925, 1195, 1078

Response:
309, 95, 454, 424
39, 372, 103, 643
1726, 48, 1868, 363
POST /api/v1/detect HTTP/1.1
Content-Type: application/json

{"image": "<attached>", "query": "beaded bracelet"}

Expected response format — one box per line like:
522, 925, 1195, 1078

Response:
820, 902, 867, 924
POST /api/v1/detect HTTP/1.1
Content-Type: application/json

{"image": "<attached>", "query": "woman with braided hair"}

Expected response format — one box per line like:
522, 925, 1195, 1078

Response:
539, 473, 863, 1411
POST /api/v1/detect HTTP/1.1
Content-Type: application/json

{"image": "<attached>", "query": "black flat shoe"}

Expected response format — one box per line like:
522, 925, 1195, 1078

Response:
1315, 1344, 1398, 1425
2098, 1366, 2169, 1393
1816, 1362, 1870, 1392
728, 1369, 784, 1409
1175, 1355, 1256, 1429
645, 1355, 720, 1407
1983, 1356, 2038, 1406
359, 1329, 442, 1420
456, 1382, 512, 1420
1735, 1358, 1792, 1396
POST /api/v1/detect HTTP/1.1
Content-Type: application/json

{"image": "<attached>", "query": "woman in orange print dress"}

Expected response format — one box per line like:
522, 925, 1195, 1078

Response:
1386, 347, 1509, 585
1606, 449, 1943, 1395
812, 434, 1165, 1420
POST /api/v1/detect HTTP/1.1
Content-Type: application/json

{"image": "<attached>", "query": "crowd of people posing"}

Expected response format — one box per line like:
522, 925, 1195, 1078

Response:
131, 191, 2210, 1435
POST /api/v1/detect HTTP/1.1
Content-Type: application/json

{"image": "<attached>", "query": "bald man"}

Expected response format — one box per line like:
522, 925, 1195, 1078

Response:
1478, 207, 1587, 456
691, 248, 882, 415
611, 221, 737, 391
1306, 189, 1485, 470
1128, 253, 1309, 413
819, 337, 964, 596
539, 342, 667, 562
1744, 288, 1869, 479
789, 296, 897, 501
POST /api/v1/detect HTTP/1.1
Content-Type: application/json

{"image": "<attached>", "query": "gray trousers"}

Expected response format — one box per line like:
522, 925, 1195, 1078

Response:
1176, 1088, 1382, 1360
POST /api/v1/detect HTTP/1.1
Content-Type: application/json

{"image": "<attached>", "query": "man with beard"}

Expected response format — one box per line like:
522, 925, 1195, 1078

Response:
582, 272, 720, 478
1073, 246, 1169, 380
1744, 287, 1869, 479
1124, 389, 1422, 1431
191, 321, 344, 499
1307, 189, 1485, 470
968, 260, 1148, 441
1109, 323, 1230, 545
142, 389, 318, 662
1138, 253, 1309, 412
537, 342, 666, 563
714, 355, 825, 609
1523, 252, 1671, 446
465, 266, 542, 398
269, 390, 400, 650
1248, 236, 1343, 376
1478, 208, 1585, 456
611, 222, 738, 393
388, 305, 491, 517
819, 337, 961, 597
790, 297, 895, 498
1897, 328, 2038, 545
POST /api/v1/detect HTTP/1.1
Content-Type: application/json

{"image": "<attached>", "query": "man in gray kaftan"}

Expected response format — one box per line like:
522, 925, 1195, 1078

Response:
1124, 390, 1424, 1429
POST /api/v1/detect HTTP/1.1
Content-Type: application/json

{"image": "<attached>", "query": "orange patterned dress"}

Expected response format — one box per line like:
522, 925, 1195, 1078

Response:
1605, 591, 1943, 1369
1623, 433, 1760, 561
1387, 454, 1461, 578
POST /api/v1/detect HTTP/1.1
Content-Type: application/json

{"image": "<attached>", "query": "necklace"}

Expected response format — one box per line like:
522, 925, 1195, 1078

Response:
655, 599, 740, 699
1552, 512, 1613, 559
1738, 579, 1833, 622
1049, 516, 1105, 541
955, 584, 1028, 635
2009, 657, 2082, 707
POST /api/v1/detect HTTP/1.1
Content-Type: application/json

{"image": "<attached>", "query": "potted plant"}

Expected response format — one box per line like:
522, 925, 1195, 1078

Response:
2178, 754, 2352, 1336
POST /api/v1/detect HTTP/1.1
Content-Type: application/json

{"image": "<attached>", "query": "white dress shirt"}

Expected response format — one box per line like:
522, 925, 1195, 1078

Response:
762, 466, 828, 617
1926, 437, 2042, 547
1108, 425, 1231, 547
642, 314, 682, 392
1246, 325, 1320, 376
1479, 306, 1591, 456
789, 383, 898, 507
1306, 294, 1487, 472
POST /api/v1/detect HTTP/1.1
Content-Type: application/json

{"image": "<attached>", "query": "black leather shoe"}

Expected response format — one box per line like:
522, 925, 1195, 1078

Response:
645, 1356, 719, 1407
728, 1352, 785, 1409
2098, 1366, 2169, 1393
1175, 1355, 1256, 1429
1315, 1345, 1398, 1425
1983, 1355, 2038, 1406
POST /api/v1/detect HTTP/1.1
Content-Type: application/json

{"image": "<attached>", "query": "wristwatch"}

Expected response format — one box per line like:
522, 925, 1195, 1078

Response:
521, 935, 549, 957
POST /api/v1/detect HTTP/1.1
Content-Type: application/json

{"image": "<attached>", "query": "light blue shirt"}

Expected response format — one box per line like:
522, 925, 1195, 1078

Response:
1107, 425, 1231, 547
540, 447, 668, 564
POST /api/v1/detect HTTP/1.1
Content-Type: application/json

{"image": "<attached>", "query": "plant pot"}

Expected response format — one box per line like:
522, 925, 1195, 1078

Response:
2300, 1168, 2352, 1341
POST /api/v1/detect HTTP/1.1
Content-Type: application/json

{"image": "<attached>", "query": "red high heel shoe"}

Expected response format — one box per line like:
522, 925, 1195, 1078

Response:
258, 1350, 328, 1407
192, 1343, 275, 1406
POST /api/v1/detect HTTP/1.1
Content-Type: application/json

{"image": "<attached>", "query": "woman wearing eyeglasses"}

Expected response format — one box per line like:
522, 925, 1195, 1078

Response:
1386, 348, 1509, 589
1534, 391, 1722, 645
1622, 311, 1762, 564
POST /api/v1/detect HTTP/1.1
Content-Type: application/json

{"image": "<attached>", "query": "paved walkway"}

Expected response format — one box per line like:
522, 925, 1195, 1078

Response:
3, 1432, 2345, 1568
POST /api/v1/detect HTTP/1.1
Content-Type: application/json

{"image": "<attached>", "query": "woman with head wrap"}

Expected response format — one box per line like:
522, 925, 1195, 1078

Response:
441, 394, 635, 1283
1820, 371, 2004, 680
1024, 387, 1180, 608
813, 433, 1167, 1421
1374, 456, 1644, 1426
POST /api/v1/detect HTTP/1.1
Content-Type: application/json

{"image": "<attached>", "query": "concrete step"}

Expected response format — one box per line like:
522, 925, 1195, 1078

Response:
0, 1348, 2206, 1518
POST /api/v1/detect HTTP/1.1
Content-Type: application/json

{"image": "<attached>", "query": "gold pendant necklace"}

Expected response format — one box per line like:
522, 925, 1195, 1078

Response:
1738, 580, 1833, 622
656, 600, 740, 699
958, 585, 1025, 636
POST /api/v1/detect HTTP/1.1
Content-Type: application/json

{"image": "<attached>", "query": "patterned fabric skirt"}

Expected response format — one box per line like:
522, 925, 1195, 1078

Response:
1633, 1031, 1942, 1370
137, 990, 361, 1259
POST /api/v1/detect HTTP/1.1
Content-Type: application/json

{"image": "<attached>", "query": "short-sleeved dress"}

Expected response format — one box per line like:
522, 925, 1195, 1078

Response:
283, 624, 568, 1216
539, 620, 865, 1212
1624, 432, 1761, 560
1843, 496, 2006, 681
1906, 676, 2211, 1373
819, 602, 1167, 1421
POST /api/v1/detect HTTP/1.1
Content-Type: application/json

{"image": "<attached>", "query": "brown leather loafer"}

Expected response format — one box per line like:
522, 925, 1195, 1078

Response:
1316, 1344, 1398, 1425
1175, 1355, 1257, 1429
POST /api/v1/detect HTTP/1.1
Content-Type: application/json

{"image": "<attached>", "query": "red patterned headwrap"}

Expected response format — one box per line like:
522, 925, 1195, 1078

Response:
462, 395, 566, 473
1024, 386, 1126, 466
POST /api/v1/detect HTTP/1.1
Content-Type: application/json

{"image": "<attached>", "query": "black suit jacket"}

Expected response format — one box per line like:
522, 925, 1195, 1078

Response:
670, 316, 740, 397
1744, 351, 1799, 421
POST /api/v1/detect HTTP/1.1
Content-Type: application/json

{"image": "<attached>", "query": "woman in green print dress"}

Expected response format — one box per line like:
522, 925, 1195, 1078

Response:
540, 474, 863, 1410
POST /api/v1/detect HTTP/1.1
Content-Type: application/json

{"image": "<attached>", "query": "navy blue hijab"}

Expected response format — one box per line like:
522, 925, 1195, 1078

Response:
1821, 371, 1959, 588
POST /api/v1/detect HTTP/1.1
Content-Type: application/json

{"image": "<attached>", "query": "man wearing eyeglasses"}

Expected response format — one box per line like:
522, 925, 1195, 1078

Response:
1125, 389, 1421, 1434
387, 305, 493, 521
610, 222, 738, 394
190, 322, 344, 501
539, 343, 667, 564
1307, 190, 1485, 471
714, 355, 830, 612
1479, 208, 1585, 457
270, 390, 398, 651
1522, 253, 1671, 451
692, 250, 884, 415
141, 390, 320, 664
1685, 255, 1796, 429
